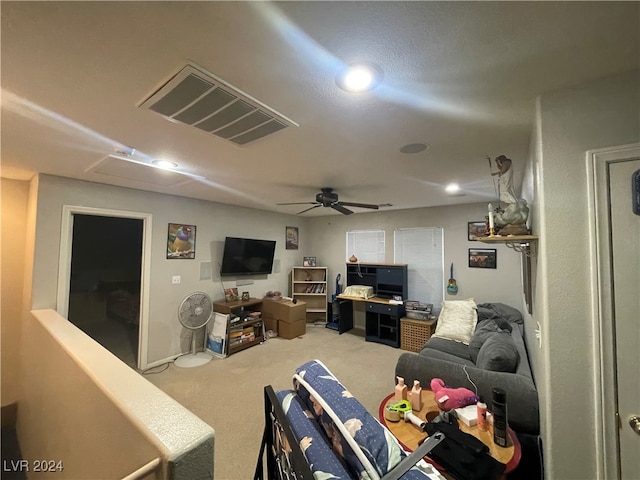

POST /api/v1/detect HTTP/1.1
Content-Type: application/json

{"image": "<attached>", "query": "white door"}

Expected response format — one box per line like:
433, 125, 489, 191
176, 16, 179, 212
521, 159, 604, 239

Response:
57, 205, 152, 370
610, 159, 640, 479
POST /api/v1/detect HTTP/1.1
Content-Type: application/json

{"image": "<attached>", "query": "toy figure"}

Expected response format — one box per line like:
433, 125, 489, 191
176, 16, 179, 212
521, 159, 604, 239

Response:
430, 378, 479, 411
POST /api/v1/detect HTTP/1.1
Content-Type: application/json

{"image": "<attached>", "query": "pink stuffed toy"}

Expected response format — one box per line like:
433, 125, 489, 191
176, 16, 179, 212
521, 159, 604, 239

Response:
430, 378, 479, 411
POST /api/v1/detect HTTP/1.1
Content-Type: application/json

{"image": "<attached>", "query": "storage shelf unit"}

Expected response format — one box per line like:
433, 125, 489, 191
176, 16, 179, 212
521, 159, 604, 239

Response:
213, 298, 265, 356
291, 267, 328, 324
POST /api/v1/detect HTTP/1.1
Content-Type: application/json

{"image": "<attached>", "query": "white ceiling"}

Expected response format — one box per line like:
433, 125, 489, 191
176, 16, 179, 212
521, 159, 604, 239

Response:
2, 1, 638, 216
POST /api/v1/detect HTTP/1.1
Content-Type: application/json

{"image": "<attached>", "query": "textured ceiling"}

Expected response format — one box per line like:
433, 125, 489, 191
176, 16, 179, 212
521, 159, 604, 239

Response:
2, 1, 638, 215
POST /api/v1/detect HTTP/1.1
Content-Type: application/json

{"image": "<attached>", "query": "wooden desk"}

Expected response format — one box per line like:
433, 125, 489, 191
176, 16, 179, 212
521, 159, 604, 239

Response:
336, 295, 405, 347
378, 390, 521, 474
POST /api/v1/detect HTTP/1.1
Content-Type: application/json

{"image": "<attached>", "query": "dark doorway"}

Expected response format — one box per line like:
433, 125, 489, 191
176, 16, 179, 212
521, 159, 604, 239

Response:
67, 214, 143, 369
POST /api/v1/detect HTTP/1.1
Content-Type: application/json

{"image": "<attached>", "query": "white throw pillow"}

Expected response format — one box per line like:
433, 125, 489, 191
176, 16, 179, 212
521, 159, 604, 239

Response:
432, 298, 478, 345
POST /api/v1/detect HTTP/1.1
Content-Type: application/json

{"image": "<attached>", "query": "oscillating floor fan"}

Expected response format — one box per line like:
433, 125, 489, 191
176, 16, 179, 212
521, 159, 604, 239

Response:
175, 291, 214, 368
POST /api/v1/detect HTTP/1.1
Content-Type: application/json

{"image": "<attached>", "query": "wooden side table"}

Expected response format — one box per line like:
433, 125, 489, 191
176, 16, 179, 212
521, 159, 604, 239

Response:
379, 390, 521, 475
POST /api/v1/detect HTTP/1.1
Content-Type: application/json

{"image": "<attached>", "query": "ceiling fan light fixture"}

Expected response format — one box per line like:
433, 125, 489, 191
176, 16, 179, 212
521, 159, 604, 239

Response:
336, 63, 383, 92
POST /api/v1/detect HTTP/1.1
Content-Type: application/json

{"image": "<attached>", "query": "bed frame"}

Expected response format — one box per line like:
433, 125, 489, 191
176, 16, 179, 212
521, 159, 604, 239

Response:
254, 385, 444, 480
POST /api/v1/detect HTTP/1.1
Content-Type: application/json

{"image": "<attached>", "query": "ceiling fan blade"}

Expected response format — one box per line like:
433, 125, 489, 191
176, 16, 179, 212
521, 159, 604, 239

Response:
331, 204, 353, 215
277, 202, 318, 206
338, 201, 380, 210
297, 204, 322, 215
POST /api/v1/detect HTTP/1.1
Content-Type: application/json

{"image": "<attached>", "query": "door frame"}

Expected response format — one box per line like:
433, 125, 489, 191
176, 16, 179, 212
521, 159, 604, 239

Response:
57, 205, 152, 370
586, 142, 640, 479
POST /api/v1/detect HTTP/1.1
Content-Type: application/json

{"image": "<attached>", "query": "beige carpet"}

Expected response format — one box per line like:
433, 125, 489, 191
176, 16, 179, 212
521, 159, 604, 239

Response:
144, 325, 410, 480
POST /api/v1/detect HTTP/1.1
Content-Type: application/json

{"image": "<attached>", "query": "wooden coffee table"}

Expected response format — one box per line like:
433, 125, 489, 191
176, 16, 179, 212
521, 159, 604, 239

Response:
379, 390, 521, 475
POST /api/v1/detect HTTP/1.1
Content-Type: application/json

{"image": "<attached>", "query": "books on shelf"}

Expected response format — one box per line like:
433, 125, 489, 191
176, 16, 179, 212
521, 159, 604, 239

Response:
303, 283, 326, 293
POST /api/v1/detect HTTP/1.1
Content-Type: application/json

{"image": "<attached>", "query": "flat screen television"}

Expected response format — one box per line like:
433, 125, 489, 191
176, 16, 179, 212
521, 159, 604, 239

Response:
219, 237, 277, 276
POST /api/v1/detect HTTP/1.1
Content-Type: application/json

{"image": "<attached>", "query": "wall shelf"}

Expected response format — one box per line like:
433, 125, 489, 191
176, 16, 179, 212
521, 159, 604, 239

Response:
478, 235, 538, 314
478, 235, 538, 257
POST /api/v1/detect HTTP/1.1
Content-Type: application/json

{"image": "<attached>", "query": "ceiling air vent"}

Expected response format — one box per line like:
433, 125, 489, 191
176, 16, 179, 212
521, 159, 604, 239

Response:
138, 64, 298, 146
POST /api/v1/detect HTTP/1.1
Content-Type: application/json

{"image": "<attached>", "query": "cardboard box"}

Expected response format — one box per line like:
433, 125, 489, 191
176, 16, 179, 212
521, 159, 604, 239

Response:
263, 313, 278, 333
262, 298, 307, 323
278, 318, 306, 339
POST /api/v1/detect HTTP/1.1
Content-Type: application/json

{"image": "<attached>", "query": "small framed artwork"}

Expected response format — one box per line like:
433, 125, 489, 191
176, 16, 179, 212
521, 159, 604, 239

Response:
224, 288, 239, 302
241, 291, 250, 301
303, 256, 316, 267
469, 248, 497, 269
285, 226, 299, 250
167, 223, 196, 259
468, 221, 488, 241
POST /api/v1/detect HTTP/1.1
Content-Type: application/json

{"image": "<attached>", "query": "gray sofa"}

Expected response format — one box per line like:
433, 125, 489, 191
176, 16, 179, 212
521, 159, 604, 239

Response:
395, 303, 539, 435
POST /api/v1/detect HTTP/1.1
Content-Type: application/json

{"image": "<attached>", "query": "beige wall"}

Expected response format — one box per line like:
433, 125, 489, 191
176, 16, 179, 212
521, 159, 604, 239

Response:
30, 174, 525, 366
307, 202, 524, 308
6, 176, 215, 479
533, 69, 640, 478
31, 174, 309, 366
1, 178, 29, 407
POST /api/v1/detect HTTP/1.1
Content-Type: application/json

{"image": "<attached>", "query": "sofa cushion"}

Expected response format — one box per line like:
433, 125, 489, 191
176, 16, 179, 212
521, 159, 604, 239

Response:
432, 298, 478, 345
469, 319, 511, 363
475, 332, 519, 372
423, 337, 474, 362
477, 303, 523, 325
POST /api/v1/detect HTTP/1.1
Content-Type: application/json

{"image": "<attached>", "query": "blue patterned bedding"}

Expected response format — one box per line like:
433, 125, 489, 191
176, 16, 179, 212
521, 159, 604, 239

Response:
277, 359, 442, 480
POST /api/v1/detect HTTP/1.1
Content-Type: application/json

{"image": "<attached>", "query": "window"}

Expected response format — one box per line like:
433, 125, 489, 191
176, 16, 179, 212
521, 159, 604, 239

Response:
346, 230, 385, 263
394, 227, 444, 305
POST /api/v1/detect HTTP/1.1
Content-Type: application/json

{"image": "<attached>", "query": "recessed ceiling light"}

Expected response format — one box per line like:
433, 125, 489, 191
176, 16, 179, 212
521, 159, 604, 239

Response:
400, 143, 430, 154
153, 159, 179, 170
336, 63, 383, 92
445, 183, 460, 194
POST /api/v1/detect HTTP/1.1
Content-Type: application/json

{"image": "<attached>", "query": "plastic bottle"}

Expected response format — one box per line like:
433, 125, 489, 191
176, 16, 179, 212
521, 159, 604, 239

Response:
395, 376, 408, 402
477, 397, 488, 431
410, 380, 423, 411
492, 388, 508, 447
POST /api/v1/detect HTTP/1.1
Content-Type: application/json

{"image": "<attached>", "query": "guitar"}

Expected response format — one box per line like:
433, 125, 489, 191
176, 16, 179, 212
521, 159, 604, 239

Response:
447, 263, 458, 295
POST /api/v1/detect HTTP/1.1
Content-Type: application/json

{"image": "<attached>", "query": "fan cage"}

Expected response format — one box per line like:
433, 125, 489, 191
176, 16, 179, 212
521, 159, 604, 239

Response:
179, 291, 213, 330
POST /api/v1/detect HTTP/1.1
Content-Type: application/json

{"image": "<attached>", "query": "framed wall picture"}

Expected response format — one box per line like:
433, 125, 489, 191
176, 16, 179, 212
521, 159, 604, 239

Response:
468, 221, 488, 241
285, 226, 299, 250
224, 288, 238, 302
167, 223, 196, 259
468, 248, 497, 269
303, 256, 316, 267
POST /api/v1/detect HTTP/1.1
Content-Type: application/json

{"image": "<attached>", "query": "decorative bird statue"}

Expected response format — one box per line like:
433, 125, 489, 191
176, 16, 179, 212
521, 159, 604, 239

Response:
172, 225, 193, 253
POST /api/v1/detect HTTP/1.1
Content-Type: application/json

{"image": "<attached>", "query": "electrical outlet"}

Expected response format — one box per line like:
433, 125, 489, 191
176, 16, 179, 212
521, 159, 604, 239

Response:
172, 275, 181, 284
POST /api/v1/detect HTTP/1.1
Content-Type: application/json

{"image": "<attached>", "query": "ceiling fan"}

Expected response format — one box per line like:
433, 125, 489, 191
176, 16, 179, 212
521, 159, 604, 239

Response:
277, 187, 380, 215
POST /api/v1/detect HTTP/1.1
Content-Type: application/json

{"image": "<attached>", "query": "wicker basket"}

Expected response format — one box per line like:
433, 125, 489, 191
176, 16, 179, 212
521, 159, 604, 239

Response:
400, 317, 436, 352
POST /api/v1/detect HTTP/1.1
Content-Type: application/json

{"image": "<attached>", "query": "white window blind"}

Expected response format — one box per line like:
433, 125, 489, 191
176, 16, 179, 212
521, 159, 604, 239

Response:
346, 230, 385, 263
394, 227, 444, 305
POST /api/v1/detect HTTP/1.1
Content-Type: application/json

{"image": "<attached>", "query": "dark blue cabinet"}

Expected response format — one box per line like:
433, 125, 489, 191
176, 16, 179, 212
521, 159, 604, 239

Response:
343, 263, 408, 347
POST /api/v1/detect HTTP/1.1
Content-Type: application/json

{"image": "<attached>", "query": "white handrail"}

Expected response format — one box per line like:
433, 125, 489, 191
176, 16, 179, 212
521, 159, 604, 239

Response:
121, 457, 161, 480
